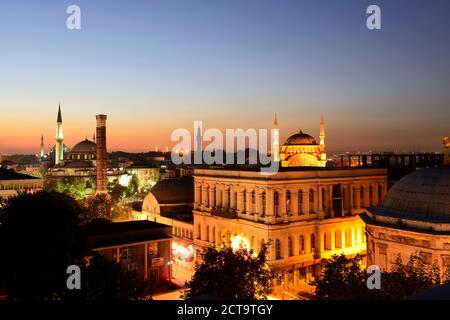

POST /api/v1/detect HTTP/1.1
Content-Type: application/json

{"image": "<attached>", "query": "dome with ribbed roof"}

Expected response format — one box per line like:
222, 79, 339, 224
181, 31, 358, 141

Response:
284, 130, 318, 146
381, 166, 450, 218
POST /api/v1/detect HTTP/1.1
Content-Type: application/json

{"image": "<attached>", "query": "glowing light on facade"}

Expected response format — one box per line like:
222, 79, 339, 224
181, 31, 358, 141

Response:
231, 234, 250, 251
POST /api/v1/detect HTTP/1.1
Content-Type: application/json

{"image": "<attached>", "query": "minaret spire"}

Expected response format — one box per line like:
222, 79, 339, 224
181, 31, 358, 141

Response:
57, 103, 62, 123
320, 113, 325, 146
55, 104, 64, 165
40, 134, 45, 158
272, 113, 280, 162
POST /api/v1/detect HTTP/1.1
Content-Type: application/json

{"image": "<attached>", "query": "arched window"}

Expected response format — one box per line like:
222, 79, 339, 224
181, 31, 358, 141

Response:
226, 189, 230, 208
288, 237, 293, 257
197, 224, 201, 240
275, 239, 282, 260
298, 191, 303, 215
322, 188, 326, 211
242, 190, 247, 213
274, 192, 280, 217
324, 232, 331, 251
212, 226, 216, 243
345, 229, 353, 247
309, 189, 314, 213
310, 234, 316, 253
335, 230, 342, 248
251, 191, 256, 213
299, 235, 305, 254
261, 192, 266, 216
206, 225, 210, 242
286, 191, 291, 215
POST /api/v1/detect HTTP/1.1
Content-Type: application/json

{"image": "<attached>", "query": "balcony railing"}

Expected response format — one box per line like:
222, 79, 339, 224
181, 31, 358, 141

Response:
211, 207, 238, 219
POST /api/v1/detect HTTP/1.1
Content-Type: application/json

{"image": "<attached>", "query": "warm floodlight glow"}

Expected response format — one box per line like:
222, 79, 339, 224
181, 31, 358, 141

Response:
231, 234, 250, 251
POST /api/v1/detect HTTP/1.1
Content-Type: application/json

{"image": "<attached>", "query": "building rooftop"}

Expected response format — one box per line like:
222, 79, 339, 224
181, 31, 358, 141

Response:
0, 168, 41, 181
87, 220, 172, 249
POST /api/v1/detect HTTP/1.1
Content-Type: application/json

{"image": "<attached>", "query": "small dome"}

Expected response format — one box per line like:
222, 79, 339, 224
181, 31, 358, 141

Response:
70, 139, 96, 154
284, 130, 317, 146
149, 176, 194, 204
382, 166, 450, 217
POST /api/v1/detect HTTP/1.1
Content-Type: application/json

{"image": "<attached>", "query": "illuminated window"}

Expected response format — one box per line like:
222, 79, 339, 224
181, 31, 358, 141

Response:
298, 191, 303, 215
310, 234, 315, 253
251, 191, 256, 213
261, 192, 266, 216
288, 237, 293, 257
274, 192, 280, 217
299, 235, 305, 254
275, 239, 282, 260
286, 191, 291, 215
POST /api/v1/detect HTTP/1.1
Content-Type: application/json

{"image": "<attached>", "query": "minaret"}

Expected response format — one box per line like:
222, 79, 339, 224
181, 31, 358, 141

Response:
55, 104, 64, 165
444, 136, 450, 166
40, 134, 45, 158
319, 114, 326, 166
96, 115, 108, 194
272, 112, 280, 162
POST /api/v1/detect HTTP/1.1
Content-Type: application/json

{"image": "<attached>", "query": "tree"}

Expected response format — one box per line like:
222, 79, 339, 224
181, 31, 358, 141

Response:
81, 253, 144, 300
0, 191, 86, 300
312, 253, 449, 300
183, 243, 273, 300
82, 193, 113, 224
45, 177, 87, 200
108, 180, 128, 202
311, 254, 367, 300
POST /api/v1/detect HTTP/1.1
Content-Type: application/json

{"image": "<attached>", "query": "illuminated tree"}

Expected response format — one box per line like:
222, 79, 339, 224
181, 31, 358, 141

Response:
82, 193, 113, 223
183, 243, 273, 300
311, 254, 367, 300
45, 177, 87, 200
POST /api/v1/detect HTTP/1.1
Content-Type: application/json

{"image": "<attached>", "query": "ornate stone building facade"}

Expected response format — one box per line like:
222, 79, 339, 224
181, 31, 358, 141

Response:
363, 163, 450, 274
193, 166, 387, 294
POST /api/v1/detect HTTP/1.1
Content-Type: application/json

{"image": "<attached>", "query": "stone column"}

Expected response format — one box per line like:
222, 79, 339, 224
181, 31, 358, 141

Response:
291, 190, 299, 215
355, 186, 361, 209
328, 185, 334, 217
246, 190, 253, 214
209, 186, 215, 208
363, 186, 370, 207
349, 185, 354, 212
313, 188, 319, 214
223, 186, 229, 209
318, 186, 324, 213
202, 185, 209, 209
237, 190, 244, 213
372, 183, 379, 206
302, 187, 309, 214
230, 187, 237, 210
216, 185, 222, 208
195, 183, 201, 209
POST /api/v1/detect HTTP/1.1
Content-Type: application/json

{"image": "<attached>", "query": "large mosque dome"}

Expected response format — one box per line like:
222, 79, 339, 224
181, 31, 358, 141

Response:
381, 166, 450, 218
284, 130, 318, 146
71, 139, 96, 154
67, 139, 96, 161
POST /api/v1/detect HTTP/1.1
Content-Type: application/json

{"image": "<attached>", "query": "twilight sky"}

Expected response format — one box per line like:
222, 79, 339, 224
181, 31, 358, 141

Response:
0, 0, 449, 154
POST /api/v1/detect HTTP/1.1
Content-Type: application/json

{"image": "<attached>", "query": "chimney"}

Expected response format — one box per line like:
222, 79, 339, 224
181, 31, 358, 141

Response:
96, 115, 108, 194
